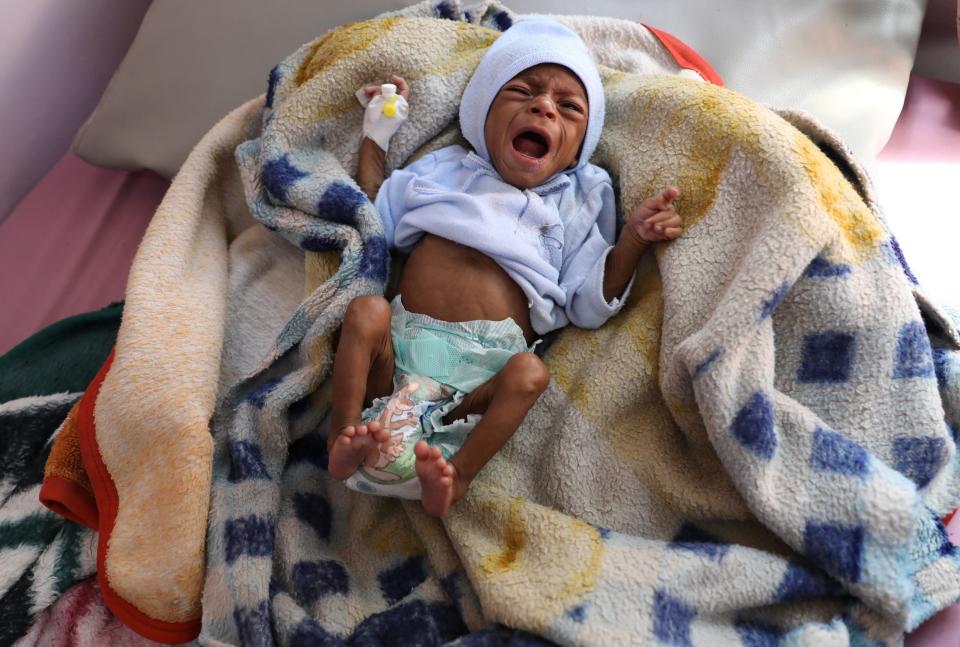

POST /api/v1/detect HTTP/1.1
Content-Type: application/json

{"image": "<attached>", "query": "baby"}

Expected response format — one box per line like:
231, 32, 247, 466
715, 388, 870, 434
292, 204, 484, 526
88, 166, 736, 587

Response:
327, 18, 682, 517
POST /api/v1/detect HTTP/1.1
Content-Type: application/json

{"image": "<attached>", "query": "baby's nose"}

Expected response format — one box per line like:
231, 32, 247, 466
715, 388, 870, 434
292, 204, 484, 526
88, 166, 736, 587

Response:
529, 95, 557, 119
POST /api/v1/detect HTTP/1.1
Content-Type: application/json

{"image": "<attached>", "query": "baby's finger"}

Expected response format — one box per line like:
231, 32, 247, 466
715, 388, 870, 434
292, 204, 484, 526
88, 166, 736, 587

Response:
363, 85, 380, 98
659, 186, 680, 208
644, 209, 679, 225
662, 214, 683, 229
663, 227, 683, 239
391, 75, 410, 99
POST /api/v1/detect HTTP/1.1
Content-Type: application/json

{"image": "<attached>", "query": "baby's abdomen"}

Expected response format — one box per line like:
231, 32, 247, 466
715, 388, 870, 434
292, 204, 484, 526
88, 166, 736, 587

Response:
398, 234, 534, 343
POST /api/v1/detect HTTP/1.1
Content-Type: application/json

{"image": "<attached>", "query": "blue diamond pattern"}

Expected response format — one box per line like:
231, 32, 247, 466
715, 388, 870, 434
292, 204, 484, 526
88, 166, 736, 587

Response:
234, 602, 270, 646
803, 522, 865, 582
263, 155, 308, 204
810, 428, 869, 477
300, 233, 340, 252
350, 600, 466, 645
224, 515, 275, 564
933, 348, 949, 387
798, 332, 856, 383
293, 492, 331, 541
888, 236, 918, 284
228, 440, 270, 482
292, 560, 349, 603
932, 514, 957, 557
248, 377, 282, 409
434, 0, 457, 19
892, 436, 945, 489
358, 235, 389, 283
759, 281, 790, 320
669, 523, 730, 561
652, 590, 695, 647
289, 618, 341, 647
566, 604, 587, 623
892, 322, 935, 379
803, 255, 851, 279
692, 349, 721, 378
493, 10, 513, 30
590, 524, 611, 540
731, 392, 777, 460
775, 562, 841, 602
378, 556, 428, 605
735, 619, 782, 647
317, 181, 366, 225
266, 65, 280, 109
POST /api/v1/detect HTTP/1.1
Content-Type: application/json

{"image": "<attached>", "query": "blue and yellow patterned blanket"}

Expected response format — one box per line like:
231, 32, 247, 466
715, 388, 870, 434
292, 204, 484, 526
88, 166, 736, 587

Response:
9, 1, 958, 645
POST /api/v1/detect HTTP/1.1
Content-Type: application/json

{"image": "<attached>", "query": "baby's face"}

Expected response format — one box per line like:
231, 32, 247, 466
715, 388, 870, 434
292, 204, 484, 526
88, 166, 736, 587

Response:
483, 64, 588, 189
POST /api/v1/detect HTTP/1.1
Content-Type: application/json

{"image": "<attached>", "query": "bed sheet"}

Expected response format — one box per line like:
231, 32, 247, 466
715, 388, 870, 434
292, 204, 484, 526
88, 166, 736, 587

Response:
0, 152, 168, 355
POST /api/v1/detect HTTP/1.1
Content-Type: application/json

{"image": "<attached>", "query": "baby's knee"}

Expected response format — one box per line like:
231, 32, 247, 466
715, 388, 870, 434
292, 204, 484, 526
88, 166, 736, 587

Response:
503, 352, 550, 397
344, 295, 392, 332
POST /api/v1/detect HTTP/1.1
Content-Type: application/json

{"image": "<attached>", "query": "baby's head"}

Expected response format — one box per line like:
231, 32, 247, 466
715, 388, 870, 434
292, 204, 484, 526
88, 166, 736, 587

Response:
460, 18, 604, 189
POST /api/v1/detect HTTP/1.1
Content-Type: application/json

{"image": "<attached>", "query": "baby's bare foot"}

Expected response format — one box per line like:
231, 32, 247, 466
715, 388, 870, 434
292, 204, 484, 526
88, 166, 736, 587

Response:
414, 441, 460, 517
328, 421, 389, 480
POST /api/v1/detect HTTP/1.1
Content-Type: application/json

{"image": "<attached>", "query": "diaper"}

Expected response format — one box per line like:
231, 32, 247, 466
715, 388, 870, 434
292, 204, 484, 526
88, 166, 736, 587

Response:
344, 296, 529, 499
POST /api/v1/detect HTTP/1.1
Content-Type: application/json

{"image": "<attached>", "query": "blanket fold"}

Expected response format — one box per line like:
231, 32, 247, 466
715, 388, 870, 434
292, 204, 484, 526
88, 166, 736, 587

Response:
29, 1, 960, 645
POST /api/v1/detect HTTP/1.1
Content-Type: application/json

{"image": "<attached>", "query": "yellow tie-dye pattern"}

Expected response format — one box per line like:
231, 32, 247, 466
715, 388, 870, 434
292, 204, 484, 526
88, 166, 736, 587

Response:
292, 19, 498, 123
296, 19, 401, 87
480, 497, 527, 574
545, 254, 662, 421
794, 130, 885, 261
423, 24, 500, 77
549, 517, 605, 620
469, 494, 603, 633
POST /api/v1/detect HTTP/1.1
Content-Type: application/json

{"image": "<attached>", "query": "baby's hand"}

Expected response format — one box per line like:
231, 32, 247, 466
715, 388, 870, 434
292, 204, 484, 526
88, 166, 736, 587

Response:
357, 75, 410, 152
360, 75, 410, 101
627, 187, 683, 243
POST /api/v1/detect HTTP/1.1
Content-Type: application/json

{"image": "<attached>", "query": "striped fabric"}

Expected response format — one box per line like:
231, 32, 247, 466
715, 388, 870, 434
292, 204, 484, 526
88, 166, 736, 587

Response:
0, 393, 96, 645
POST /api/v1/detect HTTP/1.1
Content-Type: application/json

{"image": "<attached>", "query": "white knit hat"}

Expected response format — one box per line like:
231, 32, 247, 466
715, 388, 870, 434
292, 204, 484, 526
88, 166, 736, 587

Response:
459, 17, 605, 172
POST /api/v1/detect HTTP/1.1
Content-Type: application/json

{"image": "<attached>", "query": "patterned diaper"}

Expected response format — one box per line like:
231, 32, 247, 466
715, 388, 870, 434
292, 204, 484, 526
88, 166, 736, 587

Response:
344, 296, 529, 499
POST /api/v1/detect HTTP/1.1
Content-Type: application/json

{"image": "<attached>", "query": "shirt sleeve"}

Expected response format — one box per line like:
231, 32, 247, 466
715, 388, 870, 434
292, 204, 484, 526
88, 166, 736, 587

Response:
560, 180, 635, 329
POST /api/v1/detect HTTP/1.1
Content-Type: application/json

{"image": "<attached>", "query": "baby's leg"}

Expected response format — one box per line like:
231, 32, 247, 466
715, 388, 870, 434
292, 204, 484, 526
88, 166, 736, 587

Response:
327, 296, 395, 480
416, 352, 548, 517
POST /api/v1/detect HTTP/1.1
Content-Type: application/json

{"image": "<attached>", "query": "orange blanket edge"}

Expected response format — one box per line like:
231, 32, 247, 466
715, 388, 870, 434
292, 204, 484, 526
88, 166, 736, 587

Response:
74, 349, 201, 644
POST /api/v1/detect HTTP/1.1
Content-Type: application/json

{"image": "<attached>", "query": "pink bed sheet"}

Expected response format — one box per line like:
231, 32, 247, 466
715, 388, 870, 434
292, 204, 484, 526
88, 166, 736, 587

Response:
0, 151, 167, 355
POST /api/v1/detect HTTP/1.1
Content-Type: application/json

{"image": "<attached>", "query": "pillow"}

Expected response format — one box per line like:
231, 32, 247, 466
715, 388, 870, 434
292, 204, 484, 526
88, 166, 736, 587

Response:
74, 0, 926, 179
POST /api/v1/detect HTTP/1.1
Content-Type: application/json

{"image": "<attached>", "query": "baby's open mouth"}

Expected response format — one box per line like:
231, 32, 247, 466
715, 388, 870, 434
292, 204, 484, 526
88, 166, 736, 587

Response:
512, 130, 549, 159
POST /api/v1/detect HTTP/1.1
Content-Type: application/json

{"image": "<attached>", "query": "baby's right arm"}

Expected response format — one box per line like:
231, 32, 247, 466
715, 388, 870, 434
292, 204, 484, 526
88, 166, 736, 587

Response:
356, 75, 409, 201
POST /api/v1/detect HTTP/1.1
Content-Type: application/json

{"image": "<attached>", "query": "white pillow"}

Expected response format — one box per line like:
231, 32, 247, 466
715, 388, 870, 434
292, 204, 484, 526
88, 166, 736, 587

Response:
73, 0, 925, 178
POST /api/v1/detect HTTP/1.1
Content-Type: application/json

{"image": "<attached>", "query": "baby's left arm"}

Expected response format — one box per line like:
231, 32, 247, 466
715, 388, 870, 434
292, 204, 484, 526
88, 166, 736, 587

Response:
602, 187, 682, 302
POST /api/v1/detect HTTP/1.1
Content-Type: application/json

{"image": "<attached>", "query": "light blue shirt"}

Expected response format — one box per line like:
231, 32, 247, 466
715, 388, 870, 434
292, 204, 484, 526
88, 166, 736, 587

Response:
375, 145, 633, 335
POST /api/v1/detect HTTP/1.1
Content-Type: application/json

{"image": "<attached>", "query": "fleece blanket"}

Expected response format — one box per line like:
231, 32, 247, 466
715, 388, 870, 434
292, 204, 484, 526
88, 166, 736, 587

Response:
16, 577, 196, 647
0, 304, 122, 645
34, 1, 960, 645
0, 393, 97, 646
